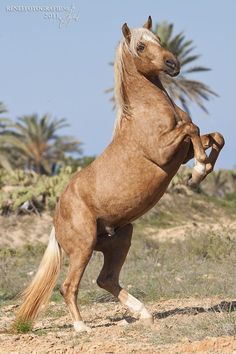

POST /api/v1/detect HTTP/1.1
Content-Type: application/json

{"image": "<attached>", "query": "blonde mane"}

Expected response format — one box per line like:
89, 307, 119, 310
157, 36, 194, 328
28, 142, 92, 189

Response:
113, 28, 159, 136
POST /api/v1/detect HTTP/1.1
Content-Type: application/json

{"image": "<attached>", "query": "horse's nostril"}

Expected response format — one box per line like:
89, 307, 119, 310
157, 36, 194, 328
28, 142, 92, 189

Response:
165, 59, 176, 68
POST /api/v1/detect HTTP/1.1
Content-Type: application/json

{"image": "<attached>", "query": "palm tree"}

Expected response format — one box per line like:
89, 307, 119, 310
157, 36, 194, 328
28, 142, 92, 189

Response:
107, 21, 216, 114
0, 102, 11, 136
0, 102, 13, 171
4, 114, 82, 174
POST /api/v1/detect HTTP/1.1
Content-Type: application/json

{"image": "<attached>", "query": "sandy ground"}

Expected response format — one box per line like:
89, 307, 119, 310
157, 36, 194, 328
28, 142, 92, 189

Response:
1, 298, 236, 354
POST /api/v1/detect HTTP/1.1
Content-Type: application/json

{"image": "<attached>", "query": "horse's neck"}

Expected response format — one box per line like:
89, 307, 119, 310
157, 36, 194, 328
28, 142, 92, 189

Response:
122, 54, 170, 106
114, 52, 176, 138
148, 75, 177, 110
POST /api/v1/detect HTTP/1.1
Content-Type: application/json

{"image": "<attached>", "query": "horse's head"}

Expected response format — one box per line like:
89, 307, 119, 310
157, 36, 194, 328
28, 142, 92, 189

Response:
121, 16, 180, 77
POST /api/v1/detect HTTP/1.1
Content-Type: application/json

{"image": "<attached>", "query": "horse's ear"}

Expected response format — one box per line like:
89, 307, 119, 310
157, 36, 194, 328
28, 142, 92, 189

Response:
122, 23, 131, 43
143, 16, 152, 30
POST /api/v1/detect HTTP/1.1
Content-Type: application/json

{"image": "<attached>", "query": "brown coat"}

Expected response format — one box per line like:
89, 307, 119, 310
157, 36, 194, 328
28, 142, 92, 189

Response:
14, 17, 224, 333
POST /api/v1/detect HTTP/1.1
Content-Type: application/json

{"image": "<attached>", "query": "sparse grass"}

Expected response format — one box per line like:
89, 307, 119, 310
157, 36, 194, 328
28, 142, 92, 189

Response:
44, 306, 67, 319
116, 225, 236, 302
1, 188, 236, 350
1, 222, 236, 307
0, 244, 45, 303
34, 329, 49, 336
118, 309, 236, 346
138, 209, 178, 228
12, 319, 33, 333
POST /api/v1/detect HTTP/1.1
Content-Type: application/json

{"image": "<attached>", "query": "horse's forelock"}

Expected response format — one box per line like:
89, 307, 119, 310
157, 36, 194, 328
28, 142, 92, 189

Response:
128, 28, 159, 55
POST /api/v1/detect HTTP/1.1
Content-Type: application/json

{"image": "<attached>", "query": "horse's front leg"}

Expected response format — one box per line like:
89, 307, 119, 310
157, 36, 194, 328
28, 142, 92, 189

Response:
183, 132, 225, 187
157, 121, 207, 166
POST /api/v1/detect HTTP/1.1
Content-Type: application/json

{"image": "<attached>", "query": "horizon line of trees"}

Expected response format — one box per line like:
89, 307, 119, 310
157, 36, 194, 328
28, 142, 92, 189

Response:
0, 105, 95, 175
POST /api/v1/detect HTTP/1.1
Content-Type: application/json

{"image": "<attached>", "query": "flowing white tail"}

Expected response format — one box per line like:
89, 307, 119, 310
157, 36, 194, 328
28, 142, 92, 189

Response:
15, 227, 61, 324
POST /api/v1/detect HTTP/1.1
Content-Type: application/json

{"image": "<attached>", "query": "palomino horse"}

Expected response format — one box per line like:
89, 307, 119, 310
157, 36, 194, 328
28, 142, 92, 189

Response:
14, 17, 224, 332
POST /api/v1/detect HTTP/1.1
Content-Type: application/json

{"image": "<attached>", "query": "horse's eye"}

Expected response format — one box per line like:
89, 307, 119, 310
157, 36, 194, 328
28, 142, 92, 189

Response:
137, 43, 145, 52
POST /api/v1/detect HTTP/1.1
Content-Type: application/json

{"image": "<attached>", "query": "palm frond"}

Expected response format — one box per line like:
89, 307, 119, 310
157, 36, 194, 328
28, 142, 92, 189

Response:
160, 73, 218, 113
0, 114, 82, 174
184, 66, 211, 74
0, 102, 8, 114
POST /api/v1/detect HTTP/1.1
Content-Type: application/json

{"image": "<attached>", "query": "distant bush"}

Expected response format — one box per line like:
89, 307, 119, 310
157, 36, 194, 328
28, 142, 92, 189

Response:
0, 167, 75, 215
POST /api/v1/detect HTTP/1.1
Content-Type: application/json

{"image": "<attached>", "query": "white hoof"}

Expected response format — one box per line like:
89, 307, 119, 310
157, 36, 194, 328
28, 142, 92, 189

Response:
73, 321, 91, 333
117, 319, 129, 326
139, 307, 154, 325
139, 315, 154, 326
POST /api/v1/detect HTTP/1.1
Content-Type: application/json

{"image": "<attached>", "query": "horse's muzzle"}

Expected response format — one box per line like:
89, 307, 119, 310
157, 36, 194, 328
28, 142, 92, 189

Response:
164, 58, 180, 77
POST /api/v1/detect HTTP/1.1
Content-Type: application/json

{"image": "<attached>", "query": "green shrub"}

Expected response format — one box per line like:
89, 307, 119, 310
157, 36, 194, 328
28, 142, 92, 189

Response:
0, 167, 75, 215
12, 319, 33, 333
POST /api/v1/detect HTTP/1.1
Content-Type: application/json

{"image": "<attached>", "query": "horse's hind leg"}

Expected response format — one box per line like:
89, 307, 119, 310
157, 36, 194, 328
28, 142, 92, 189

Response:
55, 206, 96, 332
96, 224, 153, 324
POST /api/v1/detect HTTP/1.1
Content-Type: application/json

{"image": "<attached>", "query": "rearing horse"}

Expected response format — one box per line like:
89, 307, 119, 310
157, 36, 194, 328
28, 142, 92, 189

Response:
14, 17, 224, 332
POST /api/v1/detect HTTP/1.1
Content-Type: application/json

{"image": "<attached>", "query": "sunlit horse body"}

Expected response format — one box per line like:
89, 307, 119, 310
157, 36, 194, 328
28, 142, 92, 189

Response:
15, 17, 224, 332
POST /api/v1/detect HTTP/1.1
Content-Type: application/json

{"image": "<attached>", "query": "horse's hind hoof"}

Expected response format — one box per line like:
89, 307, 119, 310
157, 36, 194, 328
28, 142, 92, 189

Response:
139, 316, 154, 326
73, 321, 91, 333
117, 318, 129, 326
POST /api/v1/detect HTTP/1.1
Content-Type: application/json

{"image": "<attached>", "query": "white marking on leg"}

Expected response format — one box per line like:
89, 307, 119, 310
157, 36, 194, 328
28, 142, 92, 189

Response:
193, 159, 206, 175
73, 321, 91, 333
139, 306, 153, 320
119, 292, 152, 320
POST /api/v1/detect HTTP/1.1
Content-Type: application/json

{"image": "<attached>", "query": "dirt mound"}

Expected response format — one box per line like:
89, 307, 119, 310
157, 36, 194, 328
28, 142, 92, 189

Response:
0, 213, 52, 247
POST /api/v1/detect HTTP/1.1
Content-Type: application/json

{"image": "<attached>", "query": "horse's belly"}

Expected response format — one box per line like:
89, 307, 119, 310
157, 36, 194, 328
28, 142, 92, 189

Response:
96, 167, 172, 226
81, 141, 190, 227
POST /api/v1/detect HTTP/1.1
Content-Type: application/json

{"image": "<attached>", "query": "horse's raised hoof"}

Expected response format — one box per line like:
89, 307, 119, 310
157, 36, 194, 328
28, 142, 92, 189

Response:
73, 321, 91, 333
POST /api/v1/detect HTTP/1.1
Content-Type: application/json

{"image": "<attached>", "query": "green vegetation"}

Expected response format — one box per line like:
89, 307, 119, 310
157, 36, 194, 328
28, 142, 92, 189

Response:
0, 167, 235, 346
1, 222, 235, 305
12, 319, 33, 333
0, 114, 82, 174
0, 167, 235, 216
0, 244, 45, 302
0, 167, 74, 215
0, 102, 12, 171
120, 310, 236, 347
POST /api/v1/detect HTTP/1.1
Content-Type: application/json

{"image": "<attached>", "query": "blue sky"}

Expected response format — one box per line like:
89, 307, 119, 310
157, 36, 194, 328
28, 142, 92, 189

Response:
1, 0, 235, 168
